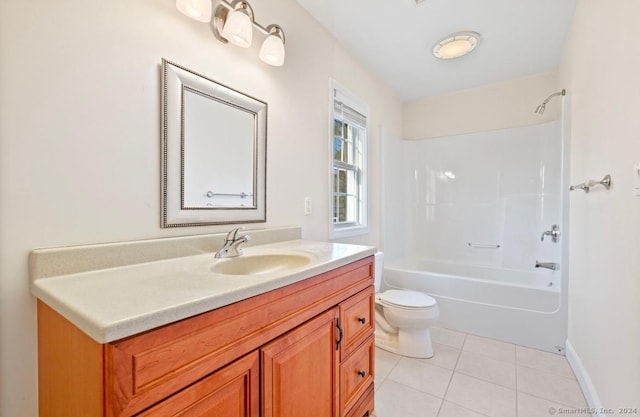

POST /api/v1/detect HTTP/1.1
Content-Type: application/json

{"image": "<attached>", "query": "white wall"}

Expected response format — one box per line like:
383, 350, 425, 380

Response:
403, 72, 560, 140
559, 0, 640, 409
0, 0, 402, 415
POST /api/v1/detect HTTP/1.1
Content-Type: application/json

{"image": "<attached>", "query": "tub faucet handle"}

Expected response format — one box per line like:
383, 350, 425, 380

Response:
540, 224, 560, 243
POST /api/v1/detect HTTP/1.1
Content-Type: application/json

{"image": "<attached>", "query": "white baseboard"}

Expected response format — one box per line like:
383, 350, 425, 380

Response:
565, 339, 603, 416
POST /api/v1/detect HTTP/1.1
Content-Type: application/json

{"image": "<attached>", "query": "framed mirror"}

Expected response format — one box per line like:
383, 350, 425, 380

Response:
161, 59, 267, 227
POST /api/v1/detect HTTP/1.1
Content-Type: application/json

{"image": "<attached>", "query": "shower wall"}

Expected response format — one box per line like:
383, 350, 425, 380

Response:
384, 121, 563, 272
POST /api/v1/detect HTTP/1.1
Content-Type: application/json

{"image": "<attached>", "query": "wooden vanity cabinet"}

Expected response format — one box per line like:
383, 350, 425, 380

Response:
137, 351, 259, 417
37, 256, 375, 417
262, 308, 340, 417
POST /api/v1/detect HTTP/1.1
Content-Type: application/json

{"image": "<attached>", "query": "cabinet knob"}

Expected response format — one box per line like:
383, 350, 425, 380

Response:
357, 370, 366, 378
358, 317, 366, 324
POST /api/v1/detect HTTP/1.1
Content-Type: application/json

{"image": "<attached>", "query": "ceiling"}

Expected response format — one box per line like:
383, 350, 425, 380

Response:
295, 0, 577, 102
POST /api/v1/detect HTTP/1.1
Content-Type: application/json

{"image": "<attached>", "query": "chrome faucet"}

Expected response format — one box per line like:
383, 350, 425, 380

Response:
535, 261, 560, 271
214, 228, 251, 258
540, 224, 560, 243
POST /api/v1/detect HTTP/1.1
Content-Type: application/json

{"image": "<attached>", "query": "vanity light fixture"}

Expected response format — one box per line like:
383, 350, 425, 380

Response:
259, 25, 285, 66
176, 0, 286, 66
433, 31, 480, 60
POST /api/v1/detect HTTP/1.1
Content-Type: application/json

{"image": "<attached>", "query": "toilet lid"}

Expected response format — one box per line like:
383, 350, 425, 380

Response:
378, 290, 437, 308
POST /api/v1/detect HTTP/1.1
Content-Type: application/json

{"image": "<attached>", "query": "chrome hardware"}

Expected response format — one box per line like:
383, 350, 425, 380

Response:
594, 174, 612, 190
467, 243, 500, 249
535, 261, 559, 271
357, 370, 366, 378
358, 317, 366, 324
335, 319, 343, 351
570, 174, 612, 193
569, 182, 590, 193
205, 191, 252, 198
540, 224, 560, 243
214, 228, 251, 258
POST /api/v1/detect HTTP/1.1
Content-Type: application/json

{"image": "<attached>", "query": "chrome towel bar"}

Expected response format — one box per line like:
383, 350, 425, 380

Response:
205, 191, 253, 198
468, 243, 500, 249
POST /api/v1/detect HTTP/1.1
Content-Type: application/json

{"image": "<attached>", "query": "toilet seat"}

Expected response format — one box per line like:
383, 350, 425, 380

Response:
377, 289, 437, 309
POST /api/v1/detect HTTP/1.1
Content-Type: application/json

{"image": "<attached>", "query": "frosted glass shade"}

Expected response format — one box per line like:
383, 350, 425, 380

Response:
433, 31, 480, 60
176, 0, 212, 23
259, 34, 285, 66
221, 9, 253, 48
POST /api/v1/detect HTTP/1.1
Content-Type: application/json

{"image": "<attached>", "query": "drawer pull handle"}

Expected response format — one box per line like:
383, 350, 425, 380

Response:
357, 370, 366, 378
336, 319, 343, 350
358, 317, 366, 324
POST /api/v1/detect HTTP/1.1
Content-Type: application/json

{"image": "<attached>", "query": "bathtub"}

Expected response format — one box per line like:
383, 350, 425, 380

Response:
383, 258, 567, 353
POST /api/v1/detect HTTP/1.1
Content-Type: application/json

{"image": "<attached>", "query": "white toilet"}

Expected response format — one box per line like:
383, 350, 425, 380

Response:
374, 252, 439, 358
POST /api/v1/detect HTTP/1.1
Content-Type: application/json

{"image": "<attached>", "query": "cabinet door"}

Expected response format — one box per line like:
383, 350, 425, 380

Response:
261, 308, 340, 417
137, 351, 259, 417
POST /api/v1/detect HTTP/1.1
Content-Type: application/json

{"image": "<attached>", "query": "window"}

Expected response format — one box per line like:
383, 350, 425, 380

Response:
330, 80, 368, 238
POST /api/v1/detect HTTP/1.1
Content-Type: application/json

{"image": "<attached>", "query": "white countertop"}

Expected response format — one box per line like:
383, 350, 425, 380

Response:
31, 239, 376, 343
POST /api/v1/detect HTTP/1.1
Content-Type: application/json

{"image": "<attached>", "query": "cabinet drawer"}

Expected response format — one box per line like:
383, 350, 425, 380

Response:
339, 287, 374, 358
344, 384, 374, 417
340, 336, 374, 416
137, 351, 259, 417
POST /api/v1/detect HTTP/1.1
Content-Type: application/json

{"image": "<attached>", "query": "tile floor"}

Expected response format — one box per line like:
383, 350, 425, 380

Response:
373, 327, 589, 417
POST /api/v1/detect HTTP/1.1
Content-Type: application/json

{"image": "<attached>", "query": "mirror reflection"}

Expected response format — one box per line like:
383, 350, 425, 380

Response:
182, 88, 255, 208
162, 59, 267, 227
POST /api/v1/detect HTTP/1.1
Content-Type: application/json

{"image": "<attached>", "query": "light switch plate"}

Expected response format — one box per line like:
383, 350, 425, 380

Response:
304, 198, 312, 215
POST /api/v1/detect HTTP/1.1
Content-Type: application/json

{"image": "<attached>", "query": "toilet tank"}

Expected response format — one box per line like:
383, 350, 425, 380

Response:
374, 251, 383, 292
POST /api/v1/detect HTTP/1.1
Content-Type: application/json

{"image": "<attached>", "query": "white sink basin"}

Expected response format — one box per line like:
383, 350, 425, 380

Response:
211, 254, 312, 276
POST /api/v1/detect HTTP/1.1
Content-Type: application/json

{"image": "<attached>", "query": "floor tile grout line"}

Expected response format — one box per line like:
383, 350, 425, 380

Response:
373, 349, 402, 393
453, 368, 517, 391
442, 397, 494, 417
460, 341, 518, 366
515, 388, 588, 410
379, 376, 446, 400
436, 333, 467, 417
443, 371, 519, 417
515, 361, 578, 380
515, 357, 519, 417
376, 329, 587, 417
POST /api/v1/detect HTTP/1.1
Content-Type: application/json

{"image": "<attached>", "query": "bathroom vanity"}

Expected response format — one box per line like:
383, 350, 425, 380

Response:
31, 231, 375, 417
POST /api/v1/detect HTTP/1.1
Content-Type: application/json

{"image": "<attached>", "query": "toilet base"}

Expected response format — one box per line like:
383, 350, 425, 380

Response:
375, 327, 434, 359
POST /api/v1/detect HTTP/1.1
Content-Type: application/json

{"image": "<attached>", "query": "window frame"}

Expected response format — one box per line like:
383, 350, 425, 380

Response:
329, 79, 369, 239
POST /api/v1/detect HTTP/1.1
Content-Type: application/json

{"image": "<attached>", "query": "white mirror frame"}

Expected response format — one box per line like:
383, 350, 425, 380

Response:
161, 59, 267, 227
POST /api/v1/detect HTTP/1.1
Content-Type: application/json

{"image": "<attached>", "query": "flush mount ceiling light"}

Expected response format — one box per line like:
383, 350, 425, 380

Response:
175, 0, 286, 66
433, 31, 480, 60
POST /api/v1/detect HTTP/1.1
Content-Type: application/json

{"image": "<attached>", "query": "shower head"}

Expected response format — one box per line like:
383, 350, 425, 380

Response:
534, 89, 566, 114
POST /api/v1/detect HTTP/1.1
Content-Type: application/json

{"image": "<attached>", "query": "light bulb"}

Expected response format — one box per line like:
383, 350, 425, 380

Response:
221, 9, 253, 48
176, 0, 212, 23
259, 34, 285, 66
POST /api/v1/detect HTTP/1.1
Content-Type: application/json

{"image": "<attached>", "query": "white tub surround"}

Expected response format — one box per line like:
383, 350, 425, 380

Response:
29, 227, 376, 343
385, 121, 563, 271
382, 121, 568, 353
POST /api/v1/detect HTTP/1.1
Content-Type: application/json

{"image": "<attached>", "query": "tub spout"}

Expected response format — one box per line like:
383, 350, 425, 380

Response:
535, 261, 559, 271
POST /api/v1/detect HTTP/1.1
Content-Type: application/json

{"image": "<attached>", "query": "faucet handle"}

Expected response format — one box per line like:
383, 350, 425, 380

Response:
541, 224, 560, 243
225, 227, 243, 241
